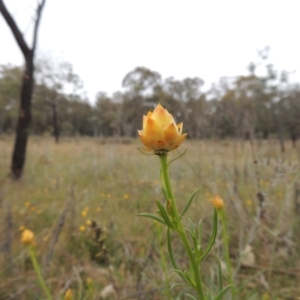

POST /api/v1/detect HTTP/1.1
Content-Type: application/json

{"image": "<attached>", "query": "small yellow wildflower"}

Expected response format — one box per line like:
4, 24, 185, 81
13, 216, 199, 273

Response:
210, 196, 224, 210
64, 288, 73, 300
106, 193, 111, 198
86, 219, 92, 226
21, 229, 35, 245
79, 226, 86, 232
81, 210, 87, 217
246, 199, 253, 206
262, 293, 270, 300
25, 201, 30, 207
123, 194, 129, 199
138, 103, 187, 152
96, 207, 102, 212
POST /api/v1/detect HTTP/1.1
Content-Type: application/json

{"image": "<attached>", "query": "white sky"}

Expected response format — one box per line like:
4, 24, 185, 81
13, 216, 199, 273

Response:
1, 0, 300, 103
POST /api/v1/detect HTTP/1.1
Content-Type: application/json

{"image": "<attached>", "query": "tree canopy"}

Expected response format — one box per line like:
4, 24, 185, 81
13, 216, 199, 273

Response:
1, 56, 300, 146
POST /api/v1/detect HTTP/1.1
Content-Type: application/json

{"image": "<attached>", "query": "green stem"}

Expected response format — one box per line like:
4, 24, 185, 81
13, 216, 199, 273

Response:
220, 209, 237, 297
29, 245, 52, 300
159, 153, 205, 300
155, 225, 173, 300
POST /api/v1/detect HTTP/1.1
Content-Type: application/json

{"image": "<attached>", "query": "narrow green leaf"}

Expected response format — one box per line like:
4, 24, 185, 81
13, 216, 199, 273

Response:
137, 148, 155, 155
198, 219, 203, 244
206, 293, 213, 300
161, 187, 168, 200
173, 269, 195, 287
185, 293, 197, 300
156, 200, 174, 229
179, 189, 201, 220
168, 148, 188, 165
214, 284, 233, 300
169, 283, 189, 290
215, 256, 223, 291
172, 269, 190, 284
185, 228, 194, 240
200, 208, 218, 261
188, 217, 195, 233
186, 218, 198, 254
137, 213, 166, 225
167, 228, 180, 270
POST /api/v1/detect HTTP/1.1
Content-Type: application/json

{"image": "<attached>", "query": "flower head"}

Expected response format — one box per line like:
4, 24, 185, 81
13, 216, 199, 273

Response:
64, 288, 73, 300
79, 225, 86, 232
138, 104, 187, 152
21, 229, 35, 245
210, 196, 224, 210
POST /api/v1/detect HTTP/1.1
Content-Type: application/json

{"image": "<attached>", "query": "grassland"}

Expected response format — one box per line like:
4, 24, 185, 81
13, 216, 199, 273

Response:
0, 136, 299, 300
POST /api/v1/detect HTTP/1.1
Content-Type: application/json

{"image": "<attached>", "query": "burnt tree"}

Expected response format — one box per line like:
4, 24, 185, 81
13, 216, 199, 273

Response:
0, 0, 46, 178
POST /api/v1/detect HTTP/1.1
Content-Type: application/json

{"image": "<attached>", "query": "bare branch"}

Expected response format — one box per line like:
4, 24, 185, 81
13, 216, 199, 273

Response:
0, 0, 46, 60
32, 0, 46, 53
0, 0, 30, 57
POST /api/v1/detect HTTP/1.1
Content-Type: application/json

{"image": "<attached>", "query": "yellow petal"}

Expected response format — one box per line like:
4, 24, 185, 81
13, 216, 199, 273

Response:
144, 118, 162, 138
151, 105, 172, 128
176, 133, 187, 145
168, 143, 180, 151
142, 115, 148, 131
162, 122, 179, 142
153, 139, 168, 150
138, 133, 154, 149
152, 103, 164, 113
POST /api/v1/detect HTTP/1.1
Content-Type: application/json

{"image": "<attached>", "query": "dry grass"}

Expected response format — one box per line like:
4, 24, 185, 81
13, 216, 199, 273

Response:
0, 136, 300, 299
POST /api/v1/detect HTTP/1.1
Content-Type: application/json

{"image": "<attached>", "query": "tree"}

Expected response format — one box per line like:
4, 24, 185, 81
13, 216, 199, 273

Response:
0, 0, 46, 178
121, 67, 162, 136
95, 92, 122, 136
35, 59, 84, 143
122, 66, 162, 97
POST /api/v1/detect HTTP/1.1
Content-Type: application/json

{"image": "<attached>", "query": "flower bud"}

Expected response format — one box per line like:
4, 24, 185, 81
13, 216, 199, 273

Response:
210, 196, 224, 210
21, 229, 35, 245
138, 104, 187, 153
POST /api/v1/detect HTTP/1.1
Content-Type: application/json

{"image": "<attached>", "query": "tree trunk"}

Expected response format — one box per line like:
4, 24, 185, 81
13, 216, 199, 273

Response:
290, 129, 297, 148
0, 0, 45, 179
11, 59, 34, 178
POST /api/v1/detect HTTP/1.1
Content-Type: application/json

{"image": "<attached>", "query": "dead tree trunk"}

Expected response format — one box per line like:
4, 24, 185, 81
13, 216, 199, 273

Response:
0, 0, 46, 179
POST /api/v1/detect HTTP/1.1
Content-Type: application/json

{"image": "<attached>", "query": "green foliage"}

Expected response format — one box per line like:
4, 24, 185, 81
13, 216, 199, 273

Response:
1, 53, 300, 144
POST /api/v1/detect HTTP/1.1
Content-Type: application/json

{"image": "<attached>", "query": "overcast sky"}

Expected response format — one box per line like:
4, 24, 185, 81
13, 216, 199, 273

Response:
1, 0, 300, 103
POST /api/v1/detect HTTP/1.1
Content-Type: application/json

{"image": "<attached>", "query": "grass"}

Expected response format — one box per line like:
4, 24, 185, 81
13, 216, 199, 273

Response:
0, 136, 300, 299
